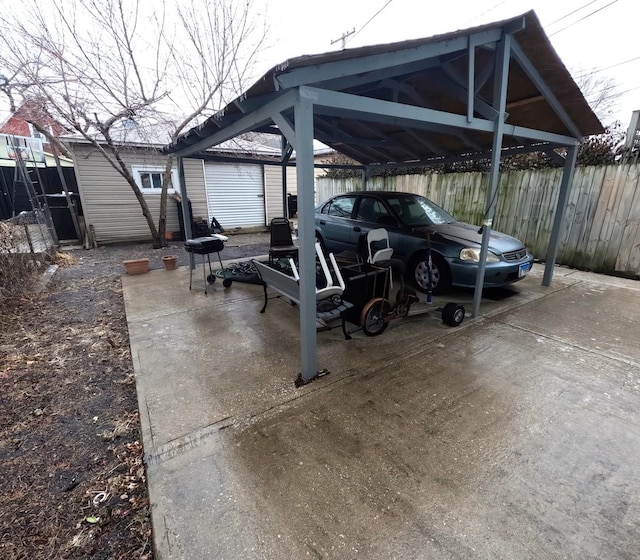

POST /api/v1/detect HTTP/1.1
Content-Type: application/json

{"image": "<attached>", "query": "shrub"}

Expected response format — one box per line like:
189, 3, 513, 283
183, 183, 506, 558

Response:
0, 221, 44, 305
320, 127, 624, 179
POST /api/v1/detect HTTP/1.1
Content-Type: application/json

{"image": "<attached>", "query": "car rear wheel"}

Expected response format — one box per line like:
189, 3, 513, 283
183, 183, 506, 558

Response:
411, 252, 451, 295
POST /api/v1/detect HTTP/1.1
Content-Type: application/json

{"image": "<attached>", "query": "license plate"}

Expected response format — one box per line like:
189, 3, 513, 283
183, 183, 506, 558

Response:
518, 262, 531, 278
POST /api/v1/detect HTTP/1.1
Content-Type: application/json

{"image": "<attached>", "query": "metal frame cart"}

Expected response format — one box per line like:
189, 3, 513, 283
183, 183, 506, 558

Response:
339, 247, 465, 339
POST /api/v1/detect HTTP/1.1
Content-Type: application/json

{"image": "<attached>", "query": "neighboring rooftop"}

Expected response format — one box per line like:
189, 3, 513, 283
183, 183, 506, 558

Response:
61, 125, 330, 158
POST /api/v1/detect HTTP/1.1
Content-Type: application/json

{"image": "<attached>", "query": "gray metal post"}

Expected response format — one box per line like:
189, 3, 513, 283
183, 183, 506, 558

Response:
467, 38, 475, 123
177, 157, 194, 269
471, 33, 511, 318
281, 137, 289, 218
294, 96, 318, 382
543, 144, 578, 286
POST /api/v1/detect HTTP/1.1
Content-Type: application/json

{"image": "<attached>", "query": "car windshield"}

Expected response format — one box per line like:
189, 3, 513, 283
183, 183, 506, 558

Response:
387, 195, 456, 226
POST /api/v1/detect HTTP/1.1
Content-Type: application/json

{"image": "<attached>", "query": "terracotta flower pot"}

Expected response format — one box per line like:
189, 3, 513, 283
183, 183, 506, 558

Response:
162, 255, 179, 271
123, 258, 149, 275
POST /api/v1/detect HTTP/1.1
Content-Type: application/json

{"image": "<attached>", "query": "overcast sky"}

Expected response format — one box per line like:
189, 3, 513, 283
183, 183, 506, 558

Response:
255, 0, 638, 129
3, 0, 636, 133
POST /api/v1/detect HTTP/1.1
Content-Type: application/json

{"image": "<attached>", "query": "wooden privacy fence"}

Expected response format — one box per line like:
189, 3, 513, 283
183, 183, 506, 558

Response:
316, 163, 640, 278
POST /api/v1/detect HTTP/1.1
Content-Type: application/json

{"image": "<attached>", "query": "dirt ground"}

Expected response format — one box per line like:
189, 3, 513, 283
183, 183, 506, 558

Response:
0, 233, 270, 559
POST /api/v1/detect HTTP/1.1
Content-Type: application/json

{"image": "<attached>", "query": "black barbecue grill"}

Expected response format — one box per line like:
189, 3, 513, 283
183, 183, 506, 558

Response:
184, 236, 232, 294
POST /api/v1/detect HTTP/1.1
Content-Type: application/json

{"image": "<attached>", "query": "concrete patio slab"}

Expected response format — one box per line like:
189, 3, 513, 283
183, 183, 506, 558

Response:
123, 261, 640, 559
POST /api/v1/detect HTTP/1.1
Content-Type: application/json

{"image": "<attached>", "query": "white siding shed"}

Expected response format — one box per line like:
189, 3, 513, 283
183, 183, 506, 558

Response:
70, 143, 208, 244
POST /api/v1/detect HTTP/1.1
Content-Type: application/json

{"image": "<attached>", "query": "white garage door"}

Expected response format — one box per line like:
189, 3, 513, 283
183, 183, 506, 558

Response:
204, 163, 265, 228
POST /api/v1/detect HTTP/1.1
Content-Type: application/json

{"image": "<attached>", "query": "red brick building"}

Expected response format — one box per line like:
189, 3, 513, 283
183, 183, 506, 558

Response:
0, 100, 68, 155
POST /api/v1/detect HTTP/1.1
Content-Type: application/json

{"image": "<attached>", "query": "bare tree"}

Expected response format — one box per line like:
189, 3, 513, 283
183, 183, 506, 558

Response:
0, 0, 267, 248
573, 68, 621, 127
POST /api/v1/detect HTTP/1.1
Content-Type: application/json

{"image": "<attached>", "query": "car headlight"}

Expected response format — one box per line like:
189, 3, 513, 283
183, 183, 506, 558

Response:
459, 248, 500, 262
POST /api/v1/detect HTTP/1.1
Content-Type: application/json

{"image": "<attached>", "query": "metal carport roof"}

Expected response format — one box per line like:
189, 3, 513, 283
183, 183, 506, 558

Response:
165, 10, 603, 384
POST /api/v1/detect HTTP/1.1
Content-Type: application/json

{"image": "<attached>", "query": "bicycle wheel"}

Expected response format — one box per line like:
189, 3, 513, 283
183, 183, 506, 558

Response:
395, 287, 418, 317
360, 298, 391, 337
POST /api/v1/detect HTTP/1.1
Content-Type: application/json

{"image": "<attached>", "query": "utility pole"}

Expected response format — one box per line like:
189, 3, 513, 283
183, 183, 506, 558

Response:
331, 28, 355, 49
622, 109, 640, 165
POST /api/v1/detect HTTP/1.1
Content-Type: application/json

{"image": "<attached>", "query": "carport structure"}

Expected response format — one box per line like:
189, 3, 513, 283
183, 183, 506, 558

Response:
165, 10, 602, 384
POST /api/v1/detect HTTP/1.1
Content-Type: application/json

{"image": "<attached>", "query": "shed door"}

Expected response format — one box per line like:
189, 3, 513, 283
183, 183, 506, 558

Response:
204, 163, 265, 228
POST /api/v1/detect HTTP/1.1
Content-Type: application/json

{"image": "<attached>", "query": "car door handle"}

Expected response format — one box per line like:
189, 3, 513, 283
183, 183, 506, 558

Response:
353, 226, 361, 232
320, 220, 326, 225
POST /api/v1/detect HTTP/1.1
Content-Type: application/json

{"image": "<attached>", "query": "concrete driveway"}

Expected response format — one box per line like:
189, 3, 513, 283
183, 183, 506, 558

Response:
123, 259, 640, 559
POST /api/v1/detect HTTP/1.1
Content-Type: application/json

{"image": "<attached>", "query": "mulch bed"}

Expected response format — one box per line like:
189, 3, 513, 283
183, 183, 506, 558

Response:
0, 257, 151, 559
0, 236, 271, 559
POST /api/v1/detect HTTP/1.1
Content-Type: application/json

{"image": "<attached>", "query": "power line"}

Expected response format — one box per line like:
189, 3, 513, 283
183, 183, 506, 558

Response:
549, 0, 620, 37
545, 0, 601, 28
575, 55, 640, 79
469, 0, 510, 22
348, 0, 395, 43
599, 84, 640, 102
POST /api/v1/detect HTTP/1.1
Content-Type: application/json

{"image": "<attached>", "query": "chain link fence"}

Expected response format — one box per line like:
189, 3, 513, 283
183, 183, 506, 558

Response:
0, 210, 57, 305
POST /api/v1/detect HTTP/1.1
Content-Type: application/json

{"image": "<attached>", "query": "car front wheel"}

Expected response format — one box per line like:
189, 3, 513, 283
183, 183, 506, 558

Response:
410, 252, 451, 295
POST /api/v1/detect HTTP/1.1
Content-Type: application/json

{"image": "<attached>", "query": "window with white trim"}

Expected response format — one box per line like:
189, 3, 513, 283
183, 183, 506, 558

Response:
27, 123, 54, 139
132, 165, 179, 194
28, 123, 44, 140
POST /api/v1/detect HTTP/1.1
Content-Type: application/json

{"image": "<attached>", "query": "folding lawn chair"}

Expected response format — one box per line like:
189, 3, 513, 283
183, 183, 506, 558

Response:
268, 216, 298, 265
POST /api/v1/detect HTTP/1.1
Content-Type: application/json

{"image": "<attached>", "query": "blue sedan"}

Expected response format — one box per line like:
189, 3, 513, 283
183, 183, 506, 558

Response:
315, 191, 534, 294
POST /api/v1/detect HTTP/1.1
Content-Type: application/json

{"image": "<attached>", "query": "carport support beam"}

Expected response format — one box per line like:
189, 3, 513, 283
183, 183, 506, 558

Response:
471, 33, 511, 319
294, 96, 319, 383
543, 144, 578, 286
280, 138, 293, 218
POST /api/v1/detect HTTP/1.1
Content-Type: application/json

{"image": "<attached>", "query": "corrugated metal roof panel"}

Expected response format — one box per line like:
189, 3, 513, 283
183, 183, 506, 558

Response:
167, 10, 603, 166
